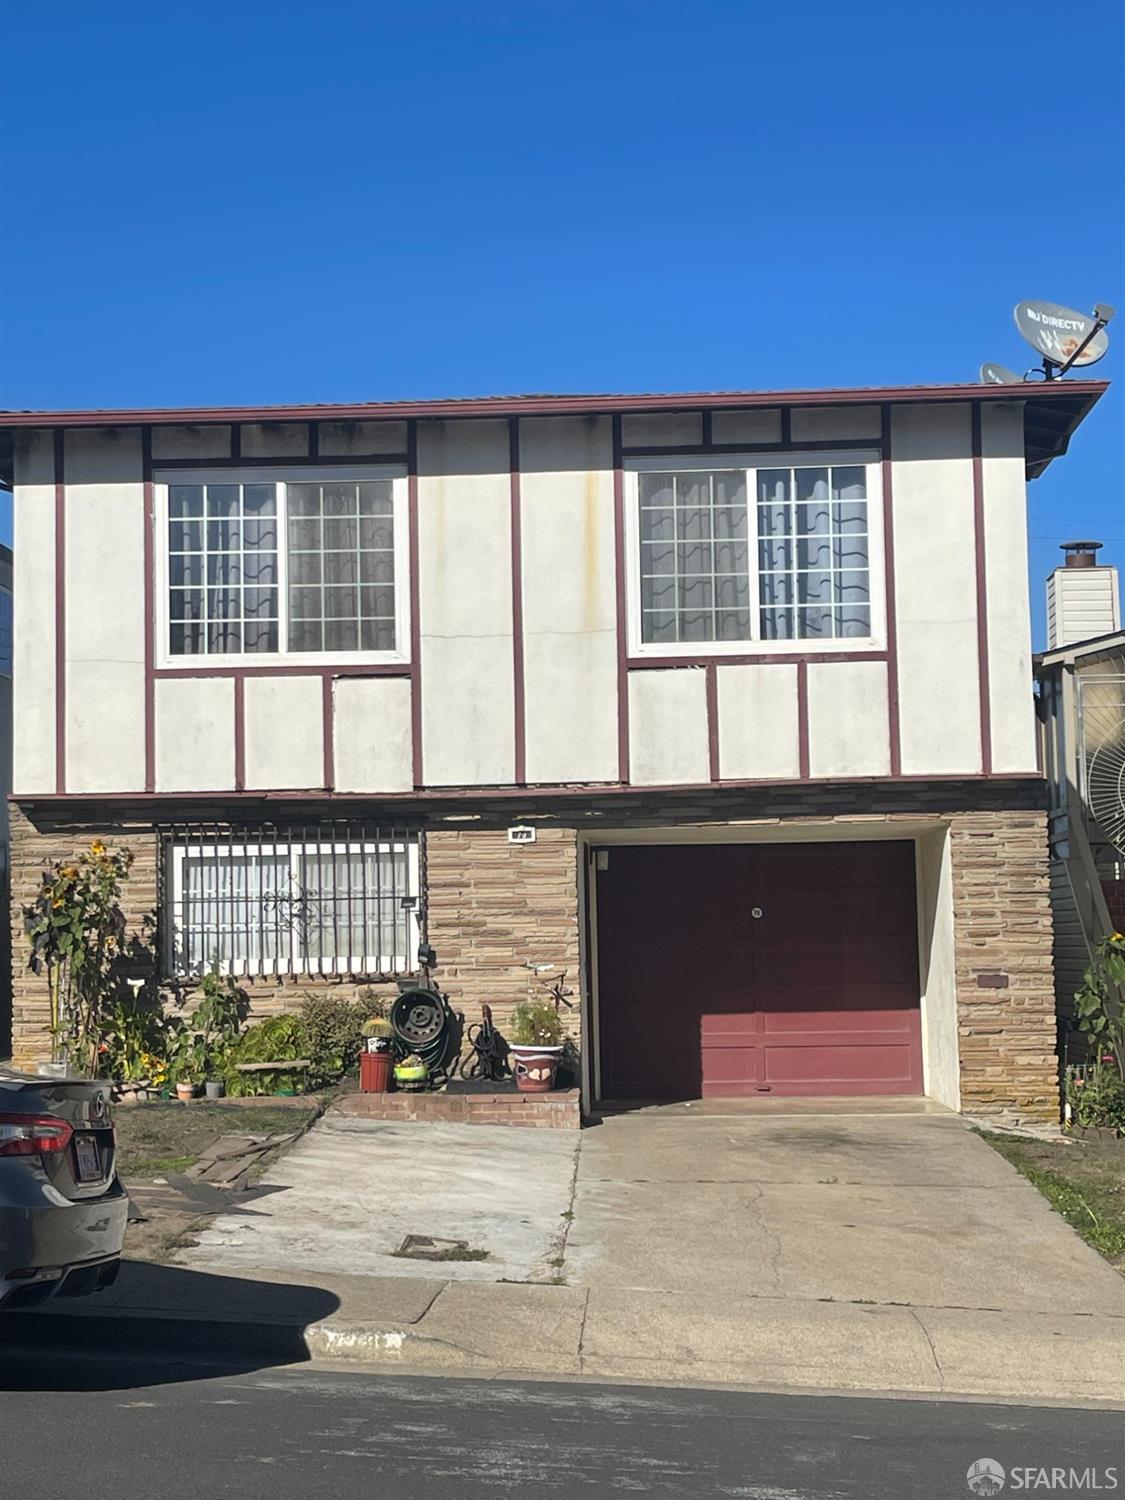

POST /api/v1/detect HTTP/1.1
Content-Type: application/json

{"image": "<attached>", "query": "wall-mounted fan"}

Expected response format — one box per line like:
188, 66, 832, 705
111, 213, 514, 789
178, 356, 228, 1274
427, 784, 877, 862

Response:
1088, 724, 1125, 857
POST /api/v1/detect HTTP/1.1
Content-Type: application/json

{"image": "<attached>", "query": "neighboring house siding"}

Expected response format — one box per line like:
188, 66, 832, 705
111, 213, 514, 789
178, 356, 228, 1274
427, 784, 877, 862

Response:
1050, 857, 1090, 1044
10, 400, 1038, 799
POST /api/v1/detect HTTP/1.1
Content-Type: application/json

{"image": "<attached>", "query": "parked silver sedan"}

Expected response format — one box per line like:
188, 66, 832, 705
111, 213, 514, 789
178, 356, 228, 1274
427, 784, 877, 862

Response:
0, 1070, 128, 1309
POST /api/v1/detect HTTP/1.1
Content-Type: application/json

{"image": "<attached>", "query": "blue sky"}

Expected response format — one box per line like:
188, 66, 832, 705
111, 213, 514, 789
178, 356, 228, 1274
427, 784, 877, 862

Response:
2, 0, 1121, 645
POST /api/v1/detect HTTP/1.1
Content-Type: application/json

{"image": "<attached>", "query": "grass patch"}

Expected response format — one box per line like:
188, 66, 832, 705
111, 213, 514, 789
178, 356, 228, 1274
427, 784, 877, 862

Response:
114, 1101, 318, 1179
980, 1130, 1125, 1270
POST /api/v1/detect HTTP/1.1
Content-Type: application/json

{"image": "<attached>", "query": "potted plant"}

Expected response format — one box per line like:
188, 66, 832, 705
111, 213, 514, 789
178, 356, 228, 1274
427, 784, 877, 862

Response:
508, 1000, 566, 1093
393, 1052, 429, 1090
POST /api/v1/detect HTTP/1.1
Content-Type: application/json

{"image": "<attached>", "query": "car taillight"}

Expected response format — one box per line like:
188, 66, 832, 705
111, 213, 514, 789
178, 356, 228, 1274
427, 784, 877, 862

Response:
0, 1114, 75, 1157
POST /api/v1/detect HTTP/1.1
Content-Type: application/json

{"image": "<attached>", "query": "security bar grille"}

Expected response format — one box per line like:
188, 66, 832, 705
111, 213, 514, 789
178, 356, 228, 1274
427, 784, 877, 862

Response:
160, 821, 423, 978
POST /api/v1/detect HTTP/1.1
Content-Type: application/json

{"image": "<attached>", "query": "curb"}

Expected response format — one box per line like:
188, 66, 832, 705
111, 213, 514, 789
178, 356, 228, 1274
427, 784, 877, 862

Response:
0, 1309, 313, 1364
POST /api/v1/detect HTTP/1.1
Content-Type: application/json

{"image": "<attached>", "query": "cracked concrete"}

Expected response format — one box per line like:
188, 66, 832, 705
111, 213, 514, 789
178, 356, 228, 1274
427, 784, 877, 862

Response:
135, 1107, 1125, 1401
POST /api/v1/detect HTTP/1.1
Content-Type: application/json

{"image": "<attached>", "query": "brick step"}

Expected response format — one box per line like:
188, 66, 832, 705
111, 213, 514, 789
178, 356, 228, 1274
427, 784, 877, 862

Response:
334, 1088, 581, 1129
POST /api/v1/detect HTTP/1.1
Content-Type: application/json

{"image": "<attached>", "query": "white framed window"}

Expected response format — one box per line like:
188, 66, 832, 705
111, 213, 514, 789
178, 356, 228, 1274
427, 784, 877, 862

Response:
624, 450, 885, 655
164, 833, 421, 977
154, 465, 410, 667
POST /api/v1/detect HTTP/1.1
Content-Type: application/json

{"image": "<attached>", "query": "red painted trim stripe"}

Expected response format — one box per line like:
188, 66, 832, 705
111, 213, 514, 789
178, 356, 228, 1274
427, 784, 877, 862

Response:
621, 437, 879, 458
142, 427, 155, 792
509, 417, 526, 785
628, 650, 889, 671
612, 415, 630, 784
322, 673, 335, 791
4, 380, 1100, 428
972, 401, 993, 775
153, 663, 411, 680
150, 452, 409, 471
407, 420, 423, 788
706, 662, 720, 781
797, 659, 810, 779
880, 405, 902, 777
17, 768, 1046, 809
233, 675, 245, 791
54, 430, 66, 794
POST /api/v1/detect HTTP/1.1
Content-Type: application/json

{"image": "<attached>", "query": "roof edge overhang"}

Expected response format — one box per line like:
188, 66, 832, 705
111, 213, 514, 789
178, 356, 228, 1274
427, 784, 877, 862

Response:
0, 379, 1107, 487
1037, 626, 1125, 670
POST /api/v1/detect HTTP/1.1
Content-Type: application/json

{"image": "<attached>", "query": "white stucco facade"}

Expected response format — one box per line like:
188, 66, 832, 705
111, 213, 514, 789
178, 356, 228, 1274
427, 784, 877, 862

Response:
7, 394, 1051, 797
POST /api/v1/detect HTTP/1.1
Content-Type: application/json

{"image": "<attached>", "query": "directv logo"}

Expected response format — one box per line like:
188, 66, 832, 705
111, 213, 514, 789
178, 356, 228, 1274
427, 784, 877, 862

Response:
1025, 307, 1086, 332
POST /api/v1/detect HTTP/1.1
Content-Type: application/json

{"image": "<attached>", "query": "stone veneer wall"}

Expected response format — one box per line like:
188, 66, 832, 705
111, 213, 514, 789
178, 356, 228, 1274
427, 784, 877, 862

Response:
6, 804, 403, 1069
7, 802, 1056, 1120
425, 827, 581, 1037
949, 810, 1057, 1121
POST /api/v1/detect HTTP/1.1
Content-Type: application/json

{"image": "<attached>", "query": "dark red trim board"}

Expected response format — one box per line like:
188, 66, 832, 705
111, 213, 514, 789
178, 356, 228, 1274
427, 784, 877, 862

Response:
509, 417, 526, 785
629, 650, 889, 671
612, 415, 630, 784
233, 676, 246, 791
407, 420, 423, 788
706, 663, 720, 782
16, 768, 1046, 811
971, 401, 993, 776
152, 663, 411, 681
54, 430, 66, 794
142, 427, 155, 792
6, 379, 1099, 428
322, 675, 335, 791
880, 405, 902, 777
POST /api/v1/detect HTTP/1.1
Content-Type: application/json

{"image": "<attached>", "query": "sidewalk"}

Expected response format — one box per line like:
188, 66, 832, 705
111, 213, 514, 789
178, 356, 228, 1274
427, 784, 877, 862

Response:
6, 1254, 1124, 1405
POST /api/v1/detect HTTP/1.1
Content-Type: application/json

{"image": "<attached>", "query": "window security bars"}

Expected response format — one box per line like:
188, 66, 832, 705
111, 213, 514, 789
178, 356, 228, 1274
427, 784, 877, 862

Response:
160, 822, 423, 978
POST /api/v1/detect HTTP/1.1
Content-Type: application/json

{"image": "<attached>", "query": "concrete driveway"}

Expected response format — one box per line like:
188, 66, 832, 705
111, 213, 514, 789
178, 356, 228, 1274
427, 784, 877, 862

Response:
184, 1104, 1125, 1315
174, 1105, 1125, 1398
566, 1110, 1125, 1315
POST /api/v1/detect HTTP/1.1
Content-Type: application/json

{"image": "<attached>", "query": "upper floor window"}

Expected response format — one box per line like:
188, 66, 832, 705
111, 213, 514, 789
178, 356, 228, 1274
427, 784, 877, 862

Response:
156, 466, 408, 664
627, 452, 882, 653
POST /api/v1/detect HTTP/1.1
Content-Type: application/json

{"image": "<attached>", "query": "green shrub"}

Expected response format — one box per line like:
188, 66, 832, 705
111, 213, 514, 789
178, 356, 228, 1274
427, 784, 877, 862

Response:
298, 993, 371, 1084
225, 1014, 310, 1097
1067, 1063, 1125, 1132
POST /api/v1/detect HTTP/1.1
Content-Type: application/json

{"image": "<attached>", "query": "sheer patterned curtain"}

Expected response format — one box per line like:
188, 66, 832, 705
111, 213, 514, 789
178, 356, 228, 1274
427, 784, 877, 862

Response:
298, 846, 412, 971
181, 853, 289, 973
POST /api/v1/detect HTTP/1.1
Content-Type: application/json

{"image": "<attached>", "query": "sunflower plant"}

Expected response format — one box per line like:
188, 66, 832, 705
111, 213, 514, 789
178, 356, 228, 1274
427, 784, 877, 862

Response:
23, 840, 135, 1074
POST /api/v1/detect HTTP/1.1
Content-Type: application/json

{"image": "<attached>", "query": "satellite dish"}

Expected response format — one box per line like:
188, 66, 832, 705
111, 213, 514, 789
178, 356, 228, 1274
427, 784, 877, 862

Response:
980, 362, 1023, 385
1014, 301, 1110, 368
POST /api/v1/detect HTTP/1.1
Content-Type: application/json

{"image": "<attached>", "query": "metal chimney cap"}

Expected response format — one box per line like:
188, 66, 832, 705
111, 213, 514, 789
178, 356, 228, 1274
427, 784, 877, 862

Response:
1060, 540, 1103, 569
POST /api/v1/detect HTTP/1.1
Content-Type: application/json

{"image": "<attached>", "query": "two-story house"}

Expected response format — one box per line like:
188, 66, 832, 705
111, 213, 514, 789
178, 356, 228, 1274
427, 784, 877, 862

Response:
0, 379, 1107, 1122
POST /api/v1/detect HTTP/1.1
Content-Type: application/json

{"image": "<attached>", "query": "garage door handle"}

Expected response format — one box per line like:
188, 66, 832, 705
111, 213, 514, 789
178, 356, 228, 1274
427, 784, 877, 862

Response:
751, 906, 764, 919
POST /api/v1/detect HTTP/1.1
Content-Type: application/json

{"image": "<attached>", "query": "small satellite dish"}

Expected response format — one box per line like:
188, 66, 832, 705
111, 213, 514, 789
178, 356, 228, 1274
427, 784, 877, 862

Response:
980, 362, 1023, 385
1014, 301, 1110, 368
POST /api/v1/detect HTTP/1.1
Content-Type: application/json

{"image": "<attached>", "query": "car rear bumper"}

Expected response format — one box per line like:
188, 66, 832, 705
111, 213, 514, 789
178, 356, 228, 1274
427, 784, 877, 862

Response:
0, 1175, 129, 1309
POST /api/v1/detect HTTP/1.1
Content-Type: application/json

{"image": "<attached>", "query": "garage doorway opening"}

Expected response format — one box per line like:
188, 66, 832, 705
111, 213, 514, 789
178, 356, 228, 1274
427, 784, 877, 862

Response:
585, 836, 935, 1107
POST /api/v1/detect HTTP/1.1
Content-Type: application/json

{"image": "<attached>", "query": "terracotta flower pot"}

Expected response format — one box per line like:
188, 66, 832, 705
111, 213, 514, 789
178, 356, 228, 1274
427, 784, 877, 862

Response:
509, 1044, 563, 1094
175, 1082, 195, 1102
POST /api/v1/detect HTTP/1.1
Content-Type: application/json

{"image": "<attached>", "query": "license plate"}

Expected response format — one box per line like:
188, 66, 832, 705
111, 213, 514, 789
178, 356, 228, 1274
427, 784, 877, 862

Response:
73, 1134, 103, 1183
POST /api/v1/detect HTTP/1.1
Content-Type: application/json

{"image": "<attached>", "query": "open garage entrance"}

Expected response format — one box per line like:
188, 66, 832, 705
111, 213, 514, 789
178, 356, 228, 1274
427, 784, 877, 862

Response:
592, 840, 923, 1102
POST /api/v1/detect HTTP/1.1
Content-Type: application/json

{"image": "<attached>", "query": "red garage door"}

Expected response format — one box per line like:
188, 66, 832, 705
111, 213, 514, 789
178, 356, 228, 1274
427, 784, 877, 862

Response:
595, 841, 922, 1100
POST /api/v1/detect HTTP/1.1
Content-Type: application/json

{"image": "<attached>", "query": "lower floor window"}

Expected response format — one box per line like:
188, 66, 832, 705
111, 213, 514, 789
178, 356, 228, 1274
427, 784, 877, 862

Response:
163, 826, 421, 977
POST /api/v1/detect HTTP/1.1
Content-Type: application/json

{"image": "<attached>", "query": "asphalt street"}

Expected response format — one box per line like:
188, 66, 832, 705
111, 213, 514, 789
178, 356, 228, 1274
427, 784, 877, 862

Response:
0, 1349, 1120, 1499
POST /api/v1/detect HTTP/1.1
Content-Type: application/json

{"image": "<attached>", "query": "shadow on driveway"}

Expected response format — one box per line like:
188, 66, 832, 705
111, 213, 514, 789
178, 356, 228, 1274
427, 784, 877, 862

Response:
0, 1258, 340, 1390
